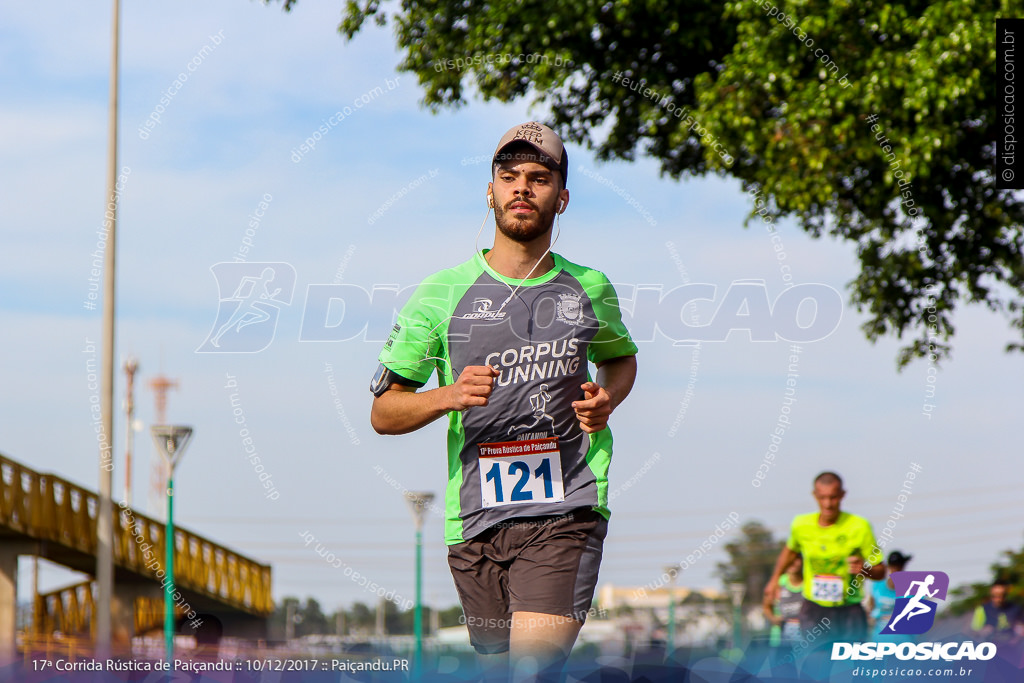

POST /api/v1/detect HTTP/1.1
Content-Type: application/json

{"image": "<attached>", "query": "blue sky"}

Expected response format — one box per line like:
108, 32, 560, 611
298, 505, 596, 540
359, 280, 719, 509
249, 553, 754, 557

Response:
2, 1, 1022, 614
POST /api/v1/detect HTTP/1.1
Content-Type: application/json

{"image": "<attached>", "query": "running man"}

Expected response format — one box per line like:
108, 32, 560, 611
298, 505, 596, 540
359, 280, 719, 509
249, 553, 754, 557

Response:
764, 554, 805, 648
508, 384, 554, 435
764, 472, 885, 644
370, 122, 638, 679
731, 554, 803, 681
971, 580, 1021, 639
210, 267, 281, 347
887, 574, 938, 631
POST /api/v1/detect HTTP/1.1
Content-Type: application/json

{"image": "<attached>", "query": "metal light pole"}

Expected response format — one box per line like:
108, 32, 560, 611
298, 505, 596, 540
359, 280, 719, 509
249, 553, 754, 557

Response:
404, 491, 434, 672
151, 425, 193, 666
728, 582, 746, 651
96, 0, 121, 660
663, 565, 677, 656
123, 357, 139, 506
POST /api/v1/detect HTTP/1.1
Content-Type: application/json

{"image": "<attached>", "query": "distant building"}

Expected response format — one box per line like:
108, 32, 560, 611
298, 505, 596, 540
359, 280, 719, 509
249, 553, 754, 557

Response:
598, 585, 733, 648
599, 584, 724, 610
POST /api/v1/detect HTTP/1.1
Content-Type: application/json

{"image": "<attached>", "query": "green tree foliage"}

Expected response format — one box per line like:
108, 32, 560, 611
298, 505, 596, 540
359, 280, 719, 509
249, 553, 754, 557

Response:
268, 596, 331, 638
947, 544, 1024, 616
346, 601, 375, 632
697, 1, 1021, 368
270, 598, 465, 637
436, 604, 466, 628
267, 596, 296, 640
268, 0, 1023, 366
382, 598, 412, 633
715, 520, 784, 607
300, 597, 331, 634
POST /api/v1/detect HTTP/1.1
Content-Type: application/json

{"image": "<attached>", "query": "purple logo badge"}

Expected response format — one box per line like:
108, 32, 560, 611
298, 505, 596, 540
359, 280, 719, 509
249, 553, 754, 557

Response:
884, 571, 949, 635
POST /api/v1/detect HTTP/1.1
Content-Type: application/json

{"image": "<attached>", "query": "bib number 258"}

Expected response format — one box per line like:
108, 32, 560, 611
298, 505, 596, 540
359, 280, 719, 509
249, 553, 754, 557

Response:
811, 575, 844, 603
478, 438, 565, 508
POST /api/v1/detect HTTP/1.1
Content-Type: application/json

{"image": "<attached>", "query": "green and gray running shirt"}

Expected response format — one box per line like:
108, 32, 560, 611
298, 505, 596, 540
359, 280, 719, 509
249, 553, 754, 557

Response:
375, 251, 637, 544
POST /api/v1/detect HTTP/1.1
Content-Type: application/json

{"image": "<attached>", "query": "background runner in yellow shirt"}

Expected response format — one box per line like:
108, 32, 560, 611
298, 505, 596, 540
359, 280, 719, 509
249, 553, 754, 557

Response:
764, 471, 885, 643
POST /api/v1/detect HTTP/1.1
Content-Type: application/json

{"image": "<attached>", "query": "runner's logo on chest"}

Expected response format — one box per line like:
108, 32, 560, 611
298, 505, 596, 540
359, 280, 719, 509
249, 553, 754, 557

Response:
485, 339, 582, 387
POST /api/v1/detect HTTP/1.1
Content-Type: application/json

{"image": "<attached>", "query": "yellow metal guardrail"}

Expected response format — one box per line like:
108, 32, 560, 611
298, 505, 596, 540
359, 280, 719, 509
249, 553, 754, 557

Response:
20, 633, 106, 666
0, 453, 272, 617
33, 581, 95, 636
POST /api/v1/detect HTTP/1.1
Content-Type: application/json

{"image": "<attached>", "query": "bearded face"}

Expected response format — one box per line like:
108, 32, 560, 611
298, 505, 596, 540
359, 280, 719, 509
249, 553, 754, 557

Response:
493, 193, 559, 243
490, 149, 564, 244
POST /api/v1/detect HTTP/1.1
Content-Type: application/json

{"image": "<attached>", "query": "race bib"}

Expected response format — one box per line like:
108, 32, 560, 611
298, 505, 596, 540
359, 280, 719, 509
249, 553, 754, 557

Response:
478, 437, 565, 508
782, 619, 802, 643
811, 574, 844, 604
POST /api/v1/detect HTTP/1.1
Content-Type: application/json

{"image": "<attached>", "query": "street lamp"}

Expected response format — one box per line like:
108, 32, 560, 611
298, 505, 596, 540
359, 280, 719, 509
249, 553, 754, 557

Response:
728, 582, 746, 651
663, 565, 678, 657
95, 0, 122, 660
151, 425, 193, 666
404, 491, 434, 672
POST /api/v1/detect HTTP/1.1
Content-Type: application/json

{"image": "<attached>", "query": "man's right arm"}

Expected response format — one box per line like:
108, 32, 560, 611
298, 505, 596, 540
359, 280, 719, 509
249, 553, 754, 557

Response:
370, 365, 498, 435
762, 597, 781, 624
764, 545, 799, 609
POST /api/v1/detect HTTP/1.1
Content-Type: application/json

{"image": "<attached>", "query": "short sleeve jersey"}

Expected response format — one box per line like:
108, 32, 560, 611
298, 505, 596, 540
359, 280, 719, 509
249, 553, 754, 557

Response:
869, 579, 897, 631
375, 251, 637, 545
787, 512, 882, 607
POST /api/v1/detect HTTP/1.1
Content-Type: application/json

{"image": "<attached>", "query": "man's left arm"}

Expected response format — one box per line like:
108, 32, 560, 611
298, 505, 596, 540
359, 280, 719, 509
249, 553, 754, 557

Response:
849, 526, 886, 581
850, 559, 886, 581
572, 355, 637, 434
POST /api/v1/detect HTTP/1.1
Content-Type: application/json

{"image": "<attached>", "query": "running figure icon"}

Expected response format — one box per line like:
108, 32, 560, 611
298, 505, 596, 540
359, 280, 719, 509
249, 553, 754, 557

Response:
508, 384, 554, 434
887, 574, 939, 631
211, 267, 282, 347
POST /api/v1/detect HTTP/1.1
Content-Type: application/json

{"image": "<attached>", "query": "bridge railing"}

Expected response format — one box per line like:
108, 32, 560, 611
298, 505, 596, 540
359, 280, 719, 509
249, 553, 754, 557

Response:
34, 581, 95, 636
0, 453, 271, 616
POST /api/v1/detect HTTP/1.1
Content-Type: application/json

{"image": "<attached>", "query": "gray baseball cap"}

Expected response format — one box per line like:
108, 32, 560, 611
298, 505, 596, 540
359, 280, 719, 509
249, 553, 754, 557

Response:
492, 122, 568, 185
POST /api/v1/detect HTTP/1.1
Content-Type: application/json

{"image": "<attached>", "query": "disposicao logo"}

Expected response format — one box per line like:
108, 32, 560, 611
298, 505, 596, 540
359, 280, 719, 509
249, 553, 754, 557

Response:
884, 570, 949, 635
832, 571, 997, 662
197, 263, 296, 353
